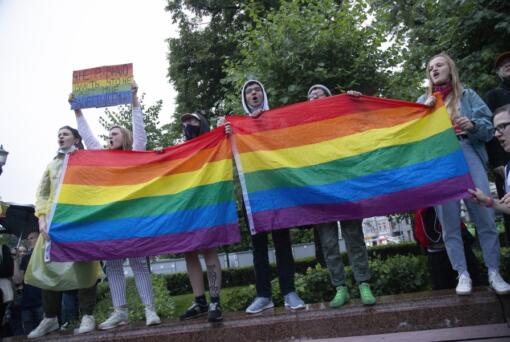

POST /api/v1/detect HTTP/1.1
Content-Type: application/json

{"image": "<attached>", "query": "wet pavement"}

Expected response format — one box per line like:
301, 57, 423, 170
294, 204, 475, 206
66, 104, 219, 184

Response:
5, 287, 509, 341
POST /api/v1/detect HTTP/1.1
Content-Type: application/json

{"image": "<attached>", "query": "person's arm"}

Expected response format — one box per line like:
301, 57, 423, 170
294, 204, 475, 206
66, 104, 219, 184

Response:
69, 93, 102, 149
34, 165, 52, 240
463, 89, 493, 142
131, 81, 147, 151
468, 188, 510, 214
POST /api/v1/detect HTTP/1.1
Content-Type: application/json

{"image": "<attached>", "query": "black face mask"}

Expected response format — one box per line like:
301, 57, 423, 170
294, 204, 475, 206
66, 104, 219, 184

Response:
184, 125, 201, 140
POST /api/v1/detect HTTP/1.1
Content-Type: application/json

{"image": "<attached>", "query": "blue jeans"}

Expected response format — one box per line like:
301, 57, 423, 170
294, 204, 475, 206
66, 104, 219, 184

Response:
435, 139, 500, 274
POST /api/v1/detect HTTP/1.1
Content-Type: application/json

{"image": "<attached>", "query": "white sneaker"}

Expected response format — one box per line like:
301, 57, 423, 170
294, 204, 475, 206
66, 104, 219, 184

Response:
75, 314, 95, 335
28, 317, 59, 339
456, 273, 472, 295
489, 271, 510, 295
145, 306, 161, 326
99, 308, 128, 330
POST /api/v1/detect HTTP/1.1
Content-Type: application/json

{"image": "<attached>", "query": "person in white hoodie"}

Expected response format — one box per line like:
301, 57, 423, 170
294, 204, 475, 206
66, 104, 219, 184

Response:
70, 81, 161, 330
237, 80, 306, 313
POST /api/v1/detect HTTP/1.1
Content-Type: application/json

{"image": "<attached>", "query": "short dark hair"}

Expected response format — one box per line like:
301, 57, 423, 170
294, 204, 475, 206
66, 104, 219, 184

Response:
494, 104, 510, 121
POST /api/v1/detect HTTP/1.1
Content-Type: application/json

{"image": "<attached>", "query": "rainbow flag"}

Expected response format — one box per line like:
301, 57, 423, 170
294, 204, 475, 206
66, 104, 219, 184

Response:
228, 95, 474, 234
46, 129, 240, 262
71, 63, 133, 110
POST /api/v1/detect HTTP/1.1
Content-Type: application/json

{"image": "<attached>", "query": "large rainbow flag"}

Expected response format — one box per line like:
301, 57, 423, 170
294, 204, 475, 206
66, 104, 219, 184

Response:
46, 129, 240, 262
71, 63, 133, 110
228, 95, 474, 234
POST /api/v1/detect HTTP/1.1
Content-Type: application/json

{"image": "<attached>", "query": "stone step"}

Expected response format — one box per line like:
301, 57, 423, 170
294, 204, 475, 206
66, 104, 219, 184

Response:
7, 287, 510, 341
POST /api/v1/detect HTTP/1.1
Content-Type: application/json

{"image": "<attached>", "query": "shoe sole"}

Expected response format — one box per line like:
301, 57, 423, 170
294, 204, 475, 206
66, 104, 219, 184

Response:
146, 319, 162, 326
246, 302, 274, 314
180, 312, 207, 321
74, 327, 96, 335
284, 303, 306, 310
28, 325, 59, 339
98, 320, 128, 330
456, 290, 472, 295
208, 315, 224, 323
489, 285, 510, 295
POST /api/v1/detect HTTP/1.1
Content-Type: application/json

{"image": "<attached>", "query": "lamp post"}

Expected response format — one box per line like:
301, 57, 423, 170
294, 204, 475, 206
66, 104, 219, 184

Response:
0, 145, 9, 176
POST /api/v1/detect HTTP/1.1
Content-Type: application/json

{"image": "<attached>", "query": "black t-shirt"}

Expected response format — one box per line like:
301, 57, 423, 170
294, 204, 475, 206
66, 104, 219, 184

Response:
20, 252, 42, 309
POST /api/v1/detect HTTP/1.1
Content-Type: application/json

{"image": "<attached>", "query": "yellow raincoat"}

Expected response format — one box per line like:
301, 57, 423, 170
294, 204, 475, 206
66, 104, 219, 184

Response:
25, 153, 102, 291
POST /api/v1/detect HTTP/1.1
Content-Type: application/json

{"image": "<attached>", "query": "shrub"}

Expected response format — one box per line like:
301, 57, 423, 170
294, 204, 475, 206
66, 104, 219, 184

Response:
94, 274, 175, 322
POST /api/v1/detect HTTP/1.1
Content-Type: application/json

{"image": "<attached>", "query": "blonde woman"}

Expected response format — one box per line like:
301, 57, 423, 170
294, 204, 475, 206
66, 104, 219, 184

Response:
418, 52, 510, 296
71, 82, 160, 329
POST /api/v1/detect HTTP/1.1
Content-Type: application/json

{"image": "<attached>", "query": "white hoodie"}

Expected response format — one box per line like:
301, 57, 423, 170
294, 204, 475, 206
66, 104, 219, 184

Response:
241, 80, 270, 116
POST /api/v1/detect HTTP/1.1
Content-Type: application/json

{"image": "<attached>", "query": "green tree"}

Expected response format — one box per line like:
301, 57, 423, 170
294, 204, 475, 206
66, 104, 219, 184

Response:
99, 95, 177, 150
369, 0, 510, 100
165, 0, 281, 124
222, 0, 396, 114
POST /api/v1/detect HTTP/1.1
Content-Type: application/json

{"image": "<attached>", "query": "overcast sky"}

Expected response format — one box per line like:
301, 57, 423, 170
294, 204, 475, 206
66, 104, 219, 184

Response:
0, 0, 177, 204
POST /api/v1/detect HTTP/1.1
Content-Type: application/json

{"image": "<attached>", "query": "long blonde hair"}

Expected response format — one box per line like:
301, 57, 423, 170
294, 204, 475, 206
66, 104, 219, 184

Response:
110, 125, 133, 151
426, 52, 463, 119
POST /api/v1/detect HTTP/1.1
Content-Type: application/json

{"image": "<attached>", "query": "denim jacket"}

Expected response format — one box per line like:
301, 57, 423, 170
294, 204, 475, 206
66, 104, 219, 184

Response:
418, 88, 493, 165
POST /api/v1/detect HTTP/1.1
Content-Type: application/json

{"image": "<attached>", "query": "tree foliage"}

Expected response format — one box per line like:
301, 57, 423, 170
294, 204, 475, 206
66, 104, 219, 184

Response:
165, 0, 281, 123
222, 0, 395, 114
369, 0, 510, 100
99, 95, 177, 150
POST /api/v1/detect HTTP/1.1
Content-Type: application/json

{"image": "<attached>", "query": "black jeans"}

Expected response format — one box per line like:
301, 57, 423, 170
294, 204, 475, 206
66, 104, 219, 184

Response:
251, 229, 295, 297
42, 285, 96, 318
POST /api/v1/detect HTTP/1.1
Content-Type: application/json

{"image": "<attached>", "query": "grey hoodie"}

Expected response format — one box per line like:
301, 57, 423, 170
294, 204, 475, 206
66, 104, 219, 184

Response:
241, 80, 270, 116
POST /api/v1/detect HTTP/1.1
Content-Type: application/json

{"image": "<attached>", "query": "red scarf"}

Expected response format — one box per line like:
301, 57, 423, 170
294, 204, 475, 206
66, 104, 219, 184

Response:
433, 82, 453, 100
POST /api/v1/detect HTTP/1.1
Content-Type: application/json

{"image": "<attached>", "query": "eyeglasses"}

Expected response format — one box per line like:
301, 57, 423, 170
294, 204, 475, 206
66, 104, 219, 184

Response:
495, 122, 510, 134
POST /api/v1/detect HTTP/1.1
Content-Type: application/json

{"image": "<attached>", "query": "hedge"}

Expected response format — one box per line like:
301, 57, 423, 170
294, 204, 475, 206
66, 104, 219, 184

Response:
165, 242, 423, 295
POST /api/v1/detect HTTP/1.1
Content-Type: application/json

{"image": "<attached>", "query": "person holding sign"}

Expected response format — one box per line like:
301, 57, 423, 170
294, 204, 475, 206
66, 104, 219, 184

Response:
70, 81, 161, 329
27, 127, 101, 339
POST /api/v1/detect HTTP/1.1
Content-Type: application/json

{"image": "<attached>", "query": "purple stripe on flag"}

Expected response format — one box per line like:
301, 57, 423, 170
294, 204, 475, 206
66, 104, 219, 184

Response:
252, 174, 473, 233
49, 223, 240, 262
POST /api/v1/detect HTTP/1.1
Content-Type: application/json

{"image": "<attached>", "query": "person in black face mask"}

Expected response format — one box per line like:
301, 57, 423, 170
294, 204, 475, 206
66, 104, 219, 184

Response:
179, 112, 224, 323
182, 112, 210, 140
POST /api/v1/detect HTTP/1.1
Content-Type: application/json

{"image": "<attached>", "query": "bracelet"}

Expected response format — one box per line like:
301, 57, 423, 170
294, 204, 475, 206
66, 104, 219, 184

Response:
485, 196, 494, 208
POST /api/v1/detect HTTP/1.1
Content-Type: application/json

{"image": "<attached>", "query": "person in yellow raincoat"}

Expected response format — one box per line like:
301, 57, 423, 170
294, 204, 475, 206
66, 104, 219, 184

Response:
25, 126, 102, 339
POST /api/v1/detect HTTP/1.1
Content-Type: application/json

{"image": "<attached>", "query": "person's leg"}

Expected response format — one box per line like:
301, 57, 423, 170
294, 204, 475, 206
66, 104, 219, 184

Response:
75, 285, 96, 334
180, 252, 208, 320
77, 285, 96, 317
434, 201, 466, 273
203, 249, 222, 301
273, 229, 304, 309
313, 227, 326, 267
316, 222, 345, 287
251, 232, 271, 298
128, 257, 160, 326
272, 229, 295, 296
61, 290, 79, 324
203, 249, 223, 322
341, 220, 370, 283
462, 143, 499, 271
342, 219, 375, 306
28, 291, 60, 338
41, 290, 61, 318
317, 222, 350, 308
246, 232, 274, 313
129, 257, 155, 306
184, 252, 206, 297
104, 259, 128, 308
99, 259, 129, 330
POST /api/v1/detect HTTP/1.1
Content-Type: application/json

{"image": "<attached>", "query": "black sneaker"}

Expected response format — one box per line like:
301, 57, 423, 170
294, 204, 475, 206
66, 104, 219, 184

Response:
208, 302, 223, 323
179, 301, 208, 321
